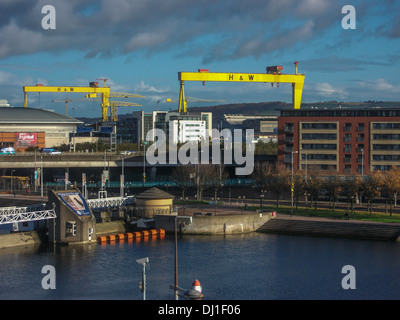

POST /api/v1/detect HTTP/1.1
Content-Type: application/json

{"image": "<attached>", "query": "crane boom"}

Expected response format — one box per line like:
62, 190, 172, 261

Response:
23, 85, 111, 121
177, 66, 305, 112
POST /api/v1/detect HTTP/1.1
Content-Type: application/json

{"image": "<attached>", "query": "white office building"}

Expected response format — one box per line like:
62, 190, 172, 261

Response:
170, 119, 207, 144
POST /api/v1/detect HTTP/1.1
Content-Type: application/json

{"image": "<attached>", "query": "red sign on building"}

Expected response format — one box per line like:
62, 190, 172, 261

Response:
15, 132, 37, 147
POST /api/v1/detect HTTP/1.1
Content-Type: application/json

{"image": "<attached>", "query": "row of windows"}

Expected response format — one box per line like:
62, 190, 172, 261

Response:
301, 154, 337, 160
301, 133, 337, 140
301, 123, 337, 129
373, 144, 400, 150
372, 134, 400, 140
300, 164, 337, 171
281, 109, 400, 117
372, 155, 400, 161
301, 144, 337, 150
372, 123, 400, 129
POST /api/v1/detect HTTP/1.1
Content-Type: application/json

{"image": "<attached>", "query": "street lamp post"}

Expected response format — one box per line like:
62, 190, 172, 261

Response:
291, 150, 298, 215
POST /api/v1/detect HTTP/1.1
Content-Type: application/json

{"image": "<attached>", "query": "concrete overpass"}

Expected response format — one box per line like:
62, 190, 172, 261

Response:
0, 153, 275, 169
0, 153, 146, 169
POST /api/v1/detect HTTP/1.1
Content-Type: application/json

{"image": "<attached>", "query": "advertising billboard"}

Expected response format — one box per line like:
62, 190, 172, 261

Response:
15, 132, 37, 148
57, 192, 91, 216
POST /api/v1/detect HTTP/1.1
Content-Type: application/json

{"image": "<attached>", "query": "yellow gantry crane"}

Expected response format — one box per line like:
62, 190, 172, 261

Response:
23, 82, 144, 121
109, 100, 143, 121
166, 96, 226, 111
176, 63, 305, 112
87, 91, 144, 121
51, 99, 88, 116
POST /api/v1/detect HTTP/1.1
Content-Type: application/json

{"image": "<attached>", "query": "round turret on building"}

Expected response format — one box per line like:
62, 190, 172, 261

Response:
135, 187, 175, 218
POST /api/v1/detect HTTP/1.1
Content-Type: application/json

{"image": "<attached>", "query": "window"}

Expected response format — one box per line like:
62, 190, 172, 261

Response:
301, 133, 337, 140
301, 123, 337, 129
65, 221, 77, 237
284, 123, 294, 132
373, 134, 400, 140
372, 123, 400, 129
373, 144, 400, 150
301, 154, 336, 160
301, 144, 337, 150
344, 123, 352, 131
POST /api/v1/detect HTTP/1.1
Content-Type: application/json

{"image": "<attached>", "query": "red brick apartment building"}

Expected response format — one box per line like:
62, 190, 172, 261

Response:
278, 108, 400, 175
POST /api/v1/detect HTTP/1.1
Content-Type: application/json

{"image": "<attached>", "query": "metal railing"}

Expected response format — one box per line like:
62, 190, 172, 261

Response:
0, 205, 55, 225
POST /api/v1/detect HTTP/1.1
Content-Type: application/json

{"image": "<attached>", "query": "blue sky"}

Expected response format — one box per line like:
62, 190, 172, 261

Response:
0, 0, 399, 118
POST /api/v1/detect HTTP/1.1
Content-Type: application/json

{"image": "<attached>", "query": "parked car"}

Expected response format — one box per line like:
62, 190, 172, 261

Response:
120, 151, 132, 155
0, 147, 15, 155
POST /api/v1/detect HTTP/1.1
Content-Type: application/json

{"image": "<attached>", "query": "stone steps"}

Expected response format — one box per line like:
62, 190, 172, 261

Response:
257, 217, 400, 241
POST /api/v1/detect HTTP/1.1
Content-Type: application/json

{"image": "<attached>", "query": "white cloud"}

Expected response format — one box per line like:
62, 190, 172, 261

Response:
133, 81, 169, 93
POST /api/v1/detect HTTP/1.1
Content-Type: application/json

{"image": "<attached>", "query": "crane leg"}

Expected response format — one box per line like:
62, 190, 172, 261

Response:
292, 81, 304, 109
178, 81, 186, 113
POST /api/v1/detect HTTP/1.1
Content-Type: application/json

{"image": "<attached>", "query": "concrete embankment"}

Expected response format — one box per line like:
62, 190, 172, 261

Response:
257, 214, 400, 241
0, 231, 42, 249
95, 221, 129, 236
154, 212, 274, 234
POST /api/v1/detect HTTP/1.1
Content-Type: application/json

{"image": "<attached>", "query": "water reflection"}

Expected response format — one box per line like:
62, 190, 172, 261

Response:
1, 232, 400, 300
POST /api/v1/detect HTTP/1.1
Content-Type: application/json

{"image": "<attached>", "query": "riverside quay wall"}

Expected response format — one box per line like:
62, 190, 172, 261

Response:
154, 212, 275, 235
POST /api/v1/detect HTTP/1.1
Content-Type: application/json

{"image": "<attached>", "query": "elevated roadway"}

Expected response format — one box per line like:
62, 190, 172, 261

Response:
0, 153, 274, 170
0, 153, 146, 169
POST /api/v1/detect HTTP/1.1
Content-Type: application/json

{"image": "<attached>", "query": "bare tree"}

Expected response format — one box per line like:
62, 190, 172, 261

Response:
197, 164, 217, 202
172, 165, 194, 199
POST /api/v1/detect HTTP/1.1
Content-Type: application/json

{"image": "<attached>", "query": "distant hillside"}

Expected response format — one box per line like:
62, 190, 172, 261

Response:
78, 100, 400, 125
185, 100, 400, 125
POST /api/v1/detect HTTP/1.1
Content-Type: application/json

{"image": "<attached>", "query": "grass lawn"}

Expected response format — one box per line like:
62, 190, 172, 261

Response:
174, 200, 400, 223
251, 204, 400, 224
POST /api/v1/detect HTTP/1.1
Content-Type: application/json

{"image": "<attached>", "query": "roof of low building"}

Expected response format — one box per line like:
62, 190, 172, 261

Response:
136, 187, 174, 199
0, 107, 83, 124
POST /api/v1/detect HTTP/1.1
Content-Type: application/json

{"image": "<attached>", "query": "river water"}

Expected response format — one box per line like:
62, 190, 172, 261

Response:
1, 232, 400, 300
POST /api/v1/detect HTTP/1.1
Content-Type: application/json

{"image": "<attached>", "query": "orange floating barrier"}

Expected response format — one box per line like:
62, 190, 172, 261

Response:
125, 232, 134, 239
98, 229, 166, 245
141, 230, 149, 237
97, 236, 107, 243
107, 234, 116, 242
116, 233, 125, 241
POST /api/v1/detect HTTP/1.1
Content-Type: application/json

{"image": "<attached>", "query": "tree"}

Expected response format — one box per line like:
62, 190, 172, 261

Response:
270, 164, 291, 208
172, 165, 194, 200
361, 171, 383, 214
196, 164, 216, 202
211, 164, 229, 202
253, 162, 274, 196
341, 175, 362, 214
293, 172, 306, 209
305, 170, 324, 210
323, 174, 343, 212
382, 167, 400, 216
